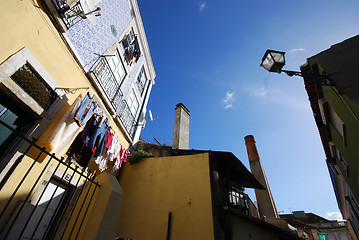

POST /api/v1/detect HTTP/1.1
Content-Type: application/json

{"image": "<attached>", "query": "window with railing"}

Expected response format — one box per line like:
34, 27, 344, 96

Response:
118, 90, 139, 137
92, 52, 125, 110
49, 0, 101, 30
51, 0, 84, 29
136, 67, 146, 95
118, 100, 135, 137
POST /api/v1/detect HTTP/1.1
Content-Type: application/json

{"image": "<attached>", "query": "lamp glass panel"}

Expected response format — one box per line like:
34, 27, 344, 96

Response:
261, 54, 274, 71
271, 52, 285, 64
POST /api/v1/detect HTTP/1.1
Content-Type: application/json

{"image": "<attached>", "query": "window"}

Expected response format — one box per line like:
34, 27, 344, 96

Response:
0, 101, 34, 172
136, 67, 146, 95
228, 185, 247, 209
121, 29, 141, 65
339, 153, 349, 177
108, 51, 126, 85
118, 89, 139, 137
0, 47, 63, 179
92, 50, 126, 110
10, 63, 58, 110
329, 108, 346, 144
319, 101, 346, 146
128, 90, 139, 117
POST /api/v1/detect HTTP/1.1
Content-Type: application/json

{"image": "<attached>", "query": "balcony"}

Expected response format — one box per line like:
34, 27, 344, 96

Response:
118, 100, 136, 137
48, 0, 85, 30
92, 57, 123, 110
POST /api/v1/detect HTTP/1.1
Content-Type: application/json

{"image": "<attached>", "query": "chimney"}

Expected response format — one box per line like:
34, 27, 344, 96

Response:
172, 103, 190, 149
245, 135, 279, 219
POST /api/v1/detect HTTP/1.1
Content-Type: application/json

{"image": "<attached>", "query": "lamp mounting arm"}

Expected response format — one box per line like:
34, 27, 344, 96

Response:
280, 69, 340, 88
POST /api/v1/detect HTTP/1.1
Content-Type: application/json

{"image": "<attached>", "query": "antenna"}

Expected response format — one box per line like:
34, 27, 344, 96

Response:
146, 110, 158, 121
149, 110, 153, 121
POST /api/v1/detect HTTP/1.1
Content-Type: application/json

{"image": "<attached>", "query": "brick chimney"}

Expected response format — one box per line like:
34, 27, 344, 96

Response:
172, 103, 190, 149
245, 135, 279, 219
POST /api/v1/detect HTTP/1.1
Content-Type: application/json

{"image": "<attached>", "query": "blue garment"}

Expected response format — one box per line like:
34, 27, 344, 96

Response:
82, 115, 97, 142
84, 116, 108, 157
74, 93, 96, 126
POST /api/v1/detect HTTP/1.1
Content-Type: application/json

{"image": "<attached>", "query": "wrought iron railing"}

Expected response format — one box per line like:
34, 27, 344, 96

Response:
0, 119, 100, 240
51, 0, 85, 29
92, 57, 123, 110
118, 100, 136, 137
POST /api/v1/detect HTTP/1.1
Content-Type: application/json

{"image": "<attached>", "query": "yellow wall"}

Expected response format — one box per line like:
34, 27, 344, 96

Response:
0, 1, 128, 238
117, 153, 214, 240
0, 0, 130, 150
62, 172, 123, 240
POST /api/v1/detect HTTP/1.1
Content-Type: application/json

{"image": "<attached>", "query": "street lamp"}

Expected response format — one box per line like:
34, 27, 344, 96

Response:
260, 49, 340, 91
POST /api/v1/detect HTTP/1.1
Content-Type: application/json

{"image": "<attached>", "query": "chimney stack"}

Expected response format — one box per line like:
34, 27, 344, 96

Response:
245, 135, 279, 219
172, 103, 190, 149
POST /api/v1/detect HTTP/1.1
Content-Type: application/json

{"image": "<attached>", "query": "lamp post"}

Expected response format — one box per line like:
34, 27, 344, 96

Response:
260, 49, 341, 92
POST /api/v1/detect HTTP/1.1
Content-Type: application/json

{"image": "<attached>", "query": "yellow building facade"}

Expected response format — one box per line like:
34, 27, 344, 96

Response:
118, 153, 215, 239
118, 142, 303, 240
0, 0, 155, 239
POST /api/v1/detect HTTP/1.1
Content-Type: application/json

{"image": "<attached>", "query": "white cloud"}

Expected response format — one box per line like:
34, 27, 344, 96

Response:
244, 84, 310, 112
199, 2, 206, 11
223, 91, 235, 109
251, 86, 269, 98
288, 48, 305, 53
326, 212, 344, 221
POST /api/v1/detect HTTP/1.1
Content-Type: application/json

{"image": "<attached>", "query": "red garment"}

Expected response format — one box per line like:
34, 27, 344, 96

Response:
104, 129, 114, 149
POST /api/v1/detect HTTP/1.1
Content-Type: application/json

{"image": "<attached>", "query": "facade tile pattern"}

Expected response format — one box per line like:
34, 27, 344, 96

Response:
66, 0, 132, 70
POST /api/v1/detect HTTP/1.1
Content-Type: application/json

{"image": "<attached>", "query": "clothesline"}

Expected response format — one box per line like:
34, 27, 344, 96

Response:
44, 92, 129, 175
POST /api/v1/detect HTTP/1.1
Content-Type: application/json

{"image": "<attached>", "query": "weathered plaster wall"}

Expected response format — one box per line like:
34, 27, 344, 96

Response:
117, 153, 214, 240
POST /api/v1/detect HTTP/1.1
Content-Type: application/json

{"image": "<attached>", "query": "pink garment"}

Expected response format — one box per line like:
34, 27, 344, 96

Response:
97, 114, 106, 128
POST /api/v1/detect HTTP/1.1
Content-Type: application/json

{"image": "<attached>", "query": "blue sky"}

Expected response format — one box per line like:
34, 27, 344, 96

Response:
137, 0, 359, 220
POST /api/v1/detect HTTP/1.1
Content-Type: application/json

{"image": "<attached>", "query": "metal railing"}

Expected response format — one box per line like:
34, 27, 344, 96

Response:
118, 100, 136, 137
0, 119, 100, 240
51, 0, 85, 29
92, 57, 123, 110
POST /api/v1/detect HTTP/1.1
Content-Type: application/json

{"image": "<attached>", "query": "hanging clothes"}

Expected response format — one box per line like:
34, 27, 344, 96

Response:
44, 95, 83, 156
94, 147, 109, 171
66, 131, 94, 167
104, 129, 114, 150
107, 137, 121, 163
74, 92, 96, 127
112, 146, 129, 174
84, 115, 108, 157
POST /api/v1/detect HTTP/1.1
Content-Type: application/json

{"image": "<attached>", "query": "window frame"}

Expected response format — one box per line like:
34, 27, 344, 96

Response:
107, 50, 127, 86
127, 89, 139, 117
319, 100, 347, 146
136, 66, 146, 96
0, 47, 66, 181
90, 48, 127, 112
121, 28, 141, 66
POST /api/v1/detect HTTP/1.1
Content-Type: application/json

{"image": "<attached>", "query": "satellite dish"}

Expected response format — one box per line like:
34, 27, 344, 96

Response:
80, 0, 100, 25
148, 110, 153, 121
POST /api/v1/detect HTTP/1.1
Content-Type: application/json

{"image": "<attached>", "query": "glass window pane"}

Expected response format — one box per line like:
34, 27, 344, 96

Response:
0, 104, 18, 147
